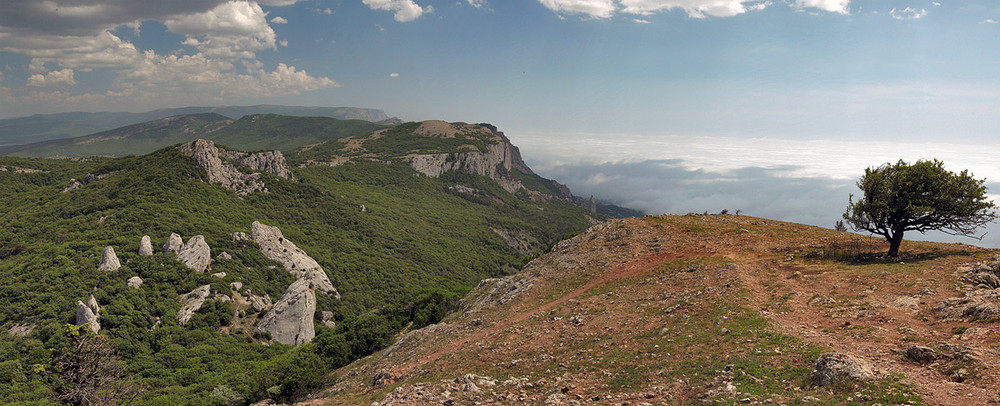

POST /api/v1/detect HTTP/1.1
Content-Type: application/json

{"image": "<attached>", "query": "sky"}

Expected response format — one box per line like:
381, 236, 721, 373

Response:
2, 0, 1000, 246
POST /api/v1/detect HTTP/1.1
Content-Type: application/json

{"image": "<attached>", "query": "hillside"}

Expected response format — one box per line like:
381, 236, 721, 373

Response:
314, 214, 1000, 405
0, 113, 388, 158
0, 120, 602, 404
0, 105, 393, 147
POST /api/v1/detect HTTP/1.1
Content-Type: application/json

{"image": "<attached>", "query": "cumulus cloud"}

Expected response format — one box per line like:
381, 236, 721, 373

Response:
890, 7, 926, 20
538, 0, 828, 19
362, 0, 429, 22
0, 0, 337, 115
467, 0, 489, 8
27, 68, 76, 87
389, 72, 400, 77
981, 19, 998, 24
270, 16, 288, 24
792, 0, 849, 15
633, 18, 651, 23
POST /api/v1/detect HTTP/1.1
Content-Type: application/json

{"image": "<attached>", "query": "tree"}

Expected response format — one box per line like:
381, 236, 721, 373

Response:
51, 325, 139, 406
844, 159, 997, 257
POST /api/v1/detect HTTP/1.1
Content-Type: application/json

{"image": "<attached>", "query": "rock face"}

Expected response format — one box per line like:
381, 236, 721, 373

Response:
809, 353, 876, 386
257, 279, 317, 345
164, 233, 183, 254
405, 125, 530, 195
97, 246, 121, 271
249, 221, 338, 297
178, 139, 292, 197
177, 285, 212, 326
138, 235, 153, 256
178, 235, 211, 272
75, 299, 100, 334
127, 276, 143, 288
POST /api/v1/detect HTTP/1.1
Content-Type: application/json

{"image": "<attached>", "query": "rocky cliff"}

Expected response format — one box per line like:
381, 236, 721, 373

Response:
256, 279, 317, 346
178, 139, 292, 197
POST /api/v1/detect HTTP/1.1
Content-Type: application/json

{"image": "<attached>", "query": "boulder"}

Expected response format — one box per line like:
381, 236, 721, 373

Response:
87, 294, 100, 313
321, 311, 337, 329
75, 300, 100, 334
218, 251, 233, 260
809, 353, 876, 386
257, 279, 316, 345
231, 282, 243, 291
97, 246, 121, 271
62, 179, 82, 193
250, 294, 272, 312
249, 221, 338, 297
164, 233, 183, 254
212, 272, 226, 278
177, 285, 212, 326
127, 276, 143, 289
905, 345, 938, 364
138, 235, 153, 256
178, 235, 211, 272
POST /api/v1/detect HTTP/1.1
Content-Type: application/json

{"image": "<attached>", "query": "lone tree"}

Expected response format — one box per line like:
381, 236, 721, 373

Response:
844, 159, 997, 257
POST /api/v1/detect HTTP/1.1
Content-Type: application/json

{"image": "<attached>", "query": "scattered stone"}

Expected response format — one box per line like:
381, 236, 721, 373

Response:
257, 279, 317, 345
935, 290, 1000, 321
62, 179, 82, 193
8, 323, 35, 337
249, 294, 272, 312
212, 272, 226, 278
164, 233, 183, 254
809, 353, 876, 386
177, 285, 212, 326
373, 370, 394, 387
178, 235, 211, 272
231, 282, 243, 291
75, 300, 100, 334
321, 311, 337, 329
127, 276, 143, 289
249, 221, 338, 297
138, 235, 153, 256
218, 251, 233, 260
359, 204, 367, 213
230, 231, 249, 241
97, 246, 121, 271
905, 345, 938, 364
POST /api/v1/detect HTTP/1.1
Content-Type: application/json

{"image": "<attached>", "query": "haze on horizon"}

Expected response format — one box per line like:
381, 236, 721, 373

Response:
2, 0, 999, 246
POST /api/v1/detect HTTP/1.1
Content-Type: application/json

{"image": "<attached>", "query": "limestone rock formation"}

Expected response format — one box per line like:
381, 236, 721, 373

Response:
809, 353, 876, 386
127, 276, 143, 288
62, 180, 82, 193
138, 235, 153, 256
321, 311, 337, 329
75, 300, 100, 334
178, 139, 292, 197
164, 233, 183, 254
249, 221, 338, 297
257, 279, 317, 345
218, 251, 233, 260
87, 294, 100, 313
178, 235, 211, 272
97, 246, 121, 271
249, 294, 272, 312
177, 285, 212, 326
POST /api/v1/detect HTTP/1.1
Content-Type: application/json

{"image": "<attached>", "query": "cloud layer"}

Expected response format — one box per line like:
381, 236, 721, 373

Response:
536, 0, 845, 19
0, 0, 337, 115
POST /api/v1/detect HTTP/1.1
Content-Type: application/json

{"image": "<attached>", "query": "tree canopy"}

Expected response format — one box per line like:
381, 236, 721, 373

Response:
844, 159, 997, 257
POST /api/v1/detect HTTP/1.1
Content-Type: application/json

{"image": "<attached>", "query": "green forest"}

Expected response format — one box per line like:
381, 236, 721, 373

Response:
0, 119, 604, 404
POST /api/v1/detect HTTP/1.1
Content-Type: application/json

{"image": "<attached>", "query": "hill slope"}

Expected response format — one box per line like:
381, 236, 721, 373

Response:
0, 113, 387, 158
0, 119, 600, 404
316, 214, 1000, 405
0, 105, 392, 147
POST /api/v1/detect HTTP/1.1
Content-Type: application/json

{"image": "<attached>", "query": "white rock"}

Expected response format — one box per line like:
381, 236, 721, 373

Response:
138, 235, 153, 256
178, 235, 211, 272
177, 285, 212, 326
257, 279, 316, 345
75, 300, 100, 334
163, 233, 183, 254
250, 221, 338, 297
97, 246, 121, 271
127, 276, 143, 288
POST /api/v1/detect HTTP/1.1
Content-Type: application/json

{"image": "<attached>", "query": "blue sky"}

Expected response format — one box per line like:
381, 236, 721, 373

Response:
2, 0, 1000, 246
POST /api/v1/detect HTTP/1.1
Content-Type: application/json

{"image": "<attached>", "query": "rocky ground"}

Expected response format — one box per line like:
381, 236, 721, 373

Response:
295, 214, 1000, 405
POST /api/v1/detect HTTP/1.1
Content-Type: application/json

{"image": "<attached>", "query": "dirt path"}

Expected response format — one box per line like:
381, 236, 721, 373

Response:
388, 249, 704, 381
732, 257, 997, 405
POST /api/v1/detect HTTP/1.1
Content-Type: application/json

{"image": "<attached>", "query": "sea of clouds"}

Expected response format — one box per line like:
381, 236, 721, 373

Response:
513, 132, 1000, 248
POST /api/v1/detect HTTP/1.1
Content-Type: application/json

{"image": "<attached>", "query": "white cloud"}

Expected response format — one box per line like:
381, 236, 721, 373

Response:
389, 72, 400, 77
258, 0, 301, 5
164, 1, 277, 59
982, 19, 999, 24
932, 2, 941, 6
792, 0, 849, 15
890, 7, 926, 20
270, 16, 288, 24
27, 68, 77, 87
633, 18, 651, 23
467, 0, 489, 8
620, 0, 768, 18
362, 0, 429, 22
537, 0, 617, 19
321, 8, 334, 14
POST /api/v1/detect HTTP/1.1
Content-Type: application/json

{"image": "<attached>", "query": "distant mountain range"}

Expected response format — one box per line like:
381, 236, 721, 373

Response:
0, 105, 399, 147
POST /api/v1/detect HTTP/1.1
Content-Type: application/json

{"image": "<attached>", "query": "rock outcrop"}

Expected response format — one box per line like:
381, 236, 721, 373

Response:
127, 276, 143, 289
138, 235, 153, 256
164, 233, 183, 254
177, 285, 212, 326
75, 298, 100, 334
257, 279, 317, 345
178, 235, 211, 272
809, 353, 876, 386
178, 139, 292, 197
249, 221, 338, 297
97, 246, 121, 271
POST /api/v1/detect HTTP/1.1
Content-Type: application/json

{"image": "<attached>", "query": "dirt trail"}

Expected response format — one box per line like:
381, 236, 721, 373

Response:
389, 249, 704, 380
732, 256, 997, 405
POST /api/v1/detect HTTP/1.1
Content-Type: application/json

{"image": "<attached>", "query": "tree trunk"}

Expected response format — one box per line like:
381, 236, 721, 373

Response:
887, 230, 905, 257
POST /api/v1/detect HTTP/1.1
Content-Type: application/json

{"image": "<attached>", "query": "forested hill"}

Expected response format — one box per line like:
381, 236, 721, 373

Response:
0, 119, 608, 404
